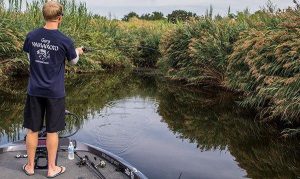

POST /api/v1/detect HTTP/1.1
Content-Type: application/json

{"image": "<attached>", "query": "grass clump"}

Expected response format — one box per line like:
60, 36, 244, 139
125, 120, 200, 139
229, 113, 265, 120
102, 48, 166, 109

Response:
159, 18, 246, 87
226, 9, 300, 123
115, 18, 171, 68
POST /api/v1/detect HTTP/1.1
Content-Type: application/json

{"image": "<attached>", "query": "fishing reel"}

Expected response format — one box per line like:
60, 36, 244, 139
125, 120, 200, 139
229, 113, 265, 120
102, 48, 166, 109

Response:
96, 160, 106, 168
76, 154, 106, 169
82, 47, 93, 53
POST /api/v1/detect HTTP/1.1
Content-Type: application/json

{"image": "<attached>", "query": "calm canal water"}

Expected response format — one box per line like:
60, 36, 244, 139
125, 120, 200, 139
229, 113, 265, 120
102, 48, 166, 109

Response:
0, 71, 299, 179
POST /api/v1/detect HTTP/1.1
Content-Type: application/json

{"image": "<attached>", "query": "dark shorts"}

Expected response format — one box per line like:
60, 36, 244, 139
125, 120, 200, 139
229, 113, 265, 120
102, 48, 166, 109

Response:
23, 95, 65, 133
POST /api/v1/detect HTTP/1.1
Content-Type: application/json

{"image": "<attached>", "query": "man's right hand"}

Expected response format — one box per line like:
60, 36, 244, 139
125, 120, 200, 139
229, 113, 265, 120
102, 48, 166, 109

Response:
76, 47, 84, 55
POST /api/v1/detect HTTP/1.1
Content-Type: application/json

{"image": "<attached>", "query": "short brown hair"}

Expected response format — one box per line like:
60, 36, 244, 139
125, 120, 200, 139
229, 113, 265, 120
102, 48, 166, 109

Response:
42, 1, 63, 21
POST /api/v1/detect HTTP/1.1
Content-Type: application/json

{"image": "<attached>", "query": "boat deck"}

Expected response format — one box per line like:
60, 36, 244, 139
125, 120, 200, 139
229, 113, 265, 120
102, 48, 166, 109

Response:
0, 151, 128, 179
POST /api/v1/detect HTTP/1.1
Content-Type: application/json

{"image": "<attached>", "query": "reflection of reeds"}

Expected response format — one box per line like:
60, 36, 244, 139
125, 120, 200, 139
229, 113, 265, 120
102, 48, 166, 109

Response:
0, 71, 135, 142
0, 71, 159, 143
157, 83, 300, 178
0, 101, 25, 142
230, 138, 300, 178
157, 82, 245, 151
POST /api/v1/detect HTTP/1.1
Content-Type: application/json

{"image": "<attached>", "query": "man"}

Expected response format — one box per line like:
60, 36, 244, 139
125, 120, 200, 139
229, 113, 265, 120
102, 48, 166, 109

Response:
22, 1, 83, 178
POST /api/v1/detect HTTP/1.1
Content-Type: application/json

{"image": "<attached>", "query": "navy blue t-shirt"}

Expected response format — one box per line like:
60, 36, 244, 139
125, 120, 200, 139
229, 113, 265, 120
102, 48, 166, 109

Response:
23, 28, 77, 98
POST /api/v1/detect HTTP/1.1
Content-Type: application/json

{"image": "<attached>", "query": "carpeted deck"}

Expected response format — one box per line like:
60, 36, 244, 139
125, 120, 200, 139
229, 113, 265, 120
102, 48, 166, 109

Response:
0, 151, 128, 179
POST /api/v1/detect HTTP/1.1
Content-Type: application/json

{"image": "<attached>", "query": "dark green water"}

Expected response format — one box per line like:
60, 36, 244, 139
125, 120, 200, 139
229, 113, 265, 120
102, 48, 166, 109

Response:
0, 71, 299, 179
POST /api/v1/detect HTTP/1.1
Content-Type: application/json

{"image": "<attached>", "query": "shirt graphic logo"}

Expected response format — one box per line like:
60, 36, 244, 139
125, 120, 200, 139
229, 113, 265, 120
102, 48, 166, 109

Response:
32, 38, 59, 65
37, 49, 50, 61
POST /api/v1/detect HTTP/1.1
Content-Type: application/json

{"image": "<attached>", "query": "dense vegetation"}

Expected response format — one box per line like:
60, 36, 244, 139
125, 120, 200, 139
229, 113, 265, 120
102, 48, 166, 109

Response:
0, 0, 300, 128
159, 7, 300, 126
0, 0, 169, 77
158, 6, 300, 126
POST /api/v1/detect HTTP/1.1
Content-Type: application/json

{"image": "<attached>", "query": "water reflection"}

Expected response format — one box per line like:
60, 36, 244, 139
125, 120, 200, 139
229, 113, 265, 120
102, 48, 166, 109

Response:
157, 83, 300, 178
0, 71, 299, 178
0, 78, 27, 143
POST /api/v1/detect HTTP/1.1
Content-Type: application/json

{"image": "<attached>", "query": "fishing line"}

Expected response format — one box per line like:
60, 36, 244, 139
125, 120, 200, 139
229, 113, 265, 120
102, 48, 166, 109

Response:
59, 110, 81, 138
37, 110, 81, 138
82, 45, 159, 52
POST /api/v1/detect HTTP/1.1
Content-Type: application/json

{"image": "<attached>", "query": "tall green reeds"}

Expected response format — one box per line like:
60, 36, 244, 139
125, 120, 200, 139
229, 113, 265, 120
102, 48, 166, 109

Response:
114, 18, 171, 68
0, 0, 132, 72
227, 9, 300, 123
158, 6, 300, 124
159, 17, 246, 87
0, 0, 169, 71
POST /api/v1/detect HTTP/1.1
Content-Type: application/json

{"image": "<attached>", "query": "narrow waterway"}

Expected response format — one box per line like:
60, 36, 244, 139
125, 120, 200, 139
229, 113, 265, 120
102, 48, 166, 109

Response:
0, 71, 299, 179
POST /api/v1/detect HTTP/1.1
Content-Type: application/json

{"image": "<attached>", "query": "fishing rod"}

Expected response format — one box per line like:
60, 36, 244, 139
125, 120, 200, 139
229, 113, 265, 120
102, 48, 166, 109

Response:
75, 151, 106, 179
82, 45, 159, 52
61, 110, 81, 138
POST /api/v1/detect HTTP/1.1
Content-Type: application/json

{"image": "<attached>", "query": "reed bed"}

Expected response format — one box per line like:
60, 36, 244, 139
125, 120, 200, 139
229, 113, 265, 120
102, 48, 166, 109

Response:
227, 9, 300, 123
0, 0, 133, 73
159, 18, 246, 87
158, 6, 300, 125
115, 18, 172, 67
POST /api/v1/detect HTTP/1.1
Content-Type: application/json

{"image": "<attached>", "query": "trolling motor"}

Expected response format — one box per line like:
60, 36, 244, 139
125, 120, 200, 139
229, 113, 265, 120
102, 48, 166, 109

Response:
21, 110, 80, 170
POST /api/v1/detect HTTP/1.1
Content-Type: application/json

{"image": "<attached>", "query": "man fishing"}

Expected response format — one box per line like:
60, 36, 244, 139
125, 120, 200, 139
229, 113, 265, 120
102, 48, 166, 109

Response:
22, 1, 83, 178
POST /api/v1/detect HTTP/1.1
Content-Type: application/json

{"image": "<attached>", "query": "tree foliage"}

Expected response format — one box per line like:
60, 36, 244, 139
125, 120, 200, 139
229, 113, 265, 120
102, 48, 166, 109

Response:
140, 11, 165, 21
122, 11, 139, 21
167, 10, 198, 23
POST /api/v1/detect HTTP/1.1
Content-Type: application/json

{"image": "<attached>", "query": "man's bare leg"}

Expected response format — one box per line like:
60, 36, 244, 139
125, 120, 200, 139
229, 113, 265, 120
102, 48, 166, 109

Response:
47, 132, 65, 176
25, 129, 38, 174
